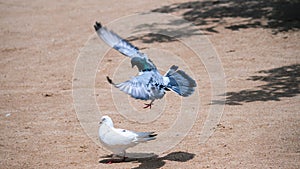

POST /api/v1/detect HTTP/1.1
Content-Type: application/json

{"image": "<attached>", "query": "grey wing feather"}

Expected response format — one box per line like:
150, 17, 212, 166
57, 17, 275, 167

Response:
114, 73, 153, 100
95, 24, 142, 58
94, 22, 157, 71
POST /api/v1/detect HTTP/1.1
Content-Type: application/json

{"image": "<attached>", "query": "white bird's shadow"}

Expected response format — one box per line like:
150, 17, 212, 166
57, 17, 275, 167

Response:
99, 151, 195, 169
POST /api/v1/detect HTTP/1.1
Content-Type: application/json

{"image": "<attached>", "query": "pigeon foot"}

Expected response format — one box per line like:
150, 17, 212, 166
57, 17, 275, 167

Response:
143, 100, 154, 109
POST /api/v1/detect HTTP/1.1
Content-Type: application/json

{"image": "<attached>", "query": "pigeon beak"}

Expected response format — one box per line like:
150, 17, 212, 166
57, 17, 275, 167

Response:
99, 121, 102, 125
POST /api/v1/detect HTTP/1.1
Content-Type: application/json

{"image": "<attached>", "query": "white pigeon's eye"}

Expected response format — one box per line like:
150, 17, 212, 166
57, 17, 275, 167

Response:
122, 129, 126, 132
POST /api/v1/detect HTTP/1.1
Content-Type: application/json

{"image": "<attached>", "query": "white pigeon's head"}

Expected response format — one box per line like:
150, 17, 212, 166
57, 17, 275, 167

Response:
99, 115, 114, 127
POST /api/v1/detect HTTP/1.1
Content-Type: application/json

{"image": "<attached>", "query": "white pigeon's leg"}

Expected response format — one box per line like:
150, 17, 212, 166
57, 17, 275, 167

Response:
105, 154, 117, 164
112, 154, 118, 159
143, 100, 154, 109
121, 150, 127, 162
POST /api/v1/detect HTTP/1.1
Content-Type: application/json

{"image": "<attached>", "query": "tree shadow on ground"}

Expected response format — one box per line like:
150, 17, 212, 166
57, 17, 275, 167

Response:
151, 0, 300, 34
127, 20, 207, 44
212, 64, 300, 105
126, 33, 178, 44
99, 151, 195, 169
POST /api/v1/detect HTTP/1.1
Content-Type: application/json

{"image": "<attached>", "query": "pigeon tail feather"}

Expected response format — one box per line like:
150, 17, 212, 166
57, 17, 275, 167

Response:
165, 65, 197, 97
136, 132, 157, 142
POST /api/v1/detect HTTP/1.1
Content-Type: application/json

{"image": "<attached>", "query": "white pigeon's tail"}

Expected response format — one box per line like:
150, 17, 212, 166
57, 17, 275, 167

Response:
165, 65, 197, 97
135, 132, 157, 142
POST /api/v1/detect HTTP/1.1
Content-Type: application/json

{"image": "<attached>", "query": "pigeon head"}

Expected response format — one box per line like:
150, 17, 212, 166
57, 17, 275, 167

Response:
131, 56, 154, 72
131, 57, 145, 71
99, 115, 114, 127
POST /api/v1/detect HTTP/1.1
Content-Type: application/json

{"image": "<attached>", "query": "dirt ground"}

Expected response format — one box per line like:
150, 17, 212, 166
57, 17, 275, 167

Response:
0, 0, 299, 169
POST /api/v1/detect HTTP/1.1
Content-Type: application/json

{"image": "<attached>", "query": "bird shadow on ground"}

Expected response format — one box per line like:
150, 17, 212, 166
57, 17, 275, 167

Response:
99, 151, 195, 169
212, 64, 300, 105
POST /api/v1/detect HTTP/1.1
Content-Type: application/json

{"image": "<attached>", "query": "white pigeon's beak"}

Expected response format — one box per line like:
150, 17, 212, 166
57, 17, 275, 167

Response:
99, 121, 102, 125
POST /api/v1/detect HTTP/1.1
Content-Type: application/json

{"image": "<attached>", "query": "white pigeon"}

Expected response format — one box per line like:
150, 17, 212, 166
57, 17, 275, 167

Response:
94, 22, 197, 109
98, 115, 157, 161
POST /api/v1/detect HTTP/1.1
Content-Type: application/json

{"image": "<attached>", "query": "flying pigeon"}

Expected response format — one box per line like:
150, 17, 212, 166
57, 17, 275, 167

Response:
98, 115, 157, 163
94, 22, 197, 108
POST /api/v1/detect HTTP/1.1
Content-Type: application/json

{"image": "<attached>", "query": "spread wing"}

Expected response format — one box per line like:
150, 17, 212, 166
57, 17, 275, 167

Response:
107, 72, 156, 100
94, 22, 142, 58
94, 22, 156, 71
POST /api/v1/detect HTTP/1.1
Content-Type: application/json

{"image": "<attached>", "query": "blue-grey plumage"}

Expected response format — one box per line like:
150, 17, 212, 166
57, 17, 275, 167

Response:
94, 22, 197, 108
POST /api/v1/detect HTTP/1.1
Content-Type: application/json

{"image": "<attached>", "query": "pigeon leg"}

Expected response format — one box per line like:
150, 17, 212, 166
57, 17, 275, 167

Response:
122, 151, 127, 162
106, 154, 117, 164
143, 100, 154, 109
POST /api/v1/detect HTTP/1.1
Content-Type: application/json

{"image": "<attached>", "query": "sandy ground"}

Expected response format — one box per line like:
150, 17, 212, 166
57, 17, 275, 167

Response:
0, 0, 299, 168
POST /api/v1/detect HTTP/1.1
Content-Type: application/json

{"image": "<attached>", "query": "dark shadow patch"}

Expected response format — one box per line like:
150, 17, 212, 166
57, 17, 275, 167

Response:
99, 151, 195, 169
127, 33, 177, 43
151, 0, 300, 34
127, 21, 208, 43
212, 64, 300, 105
